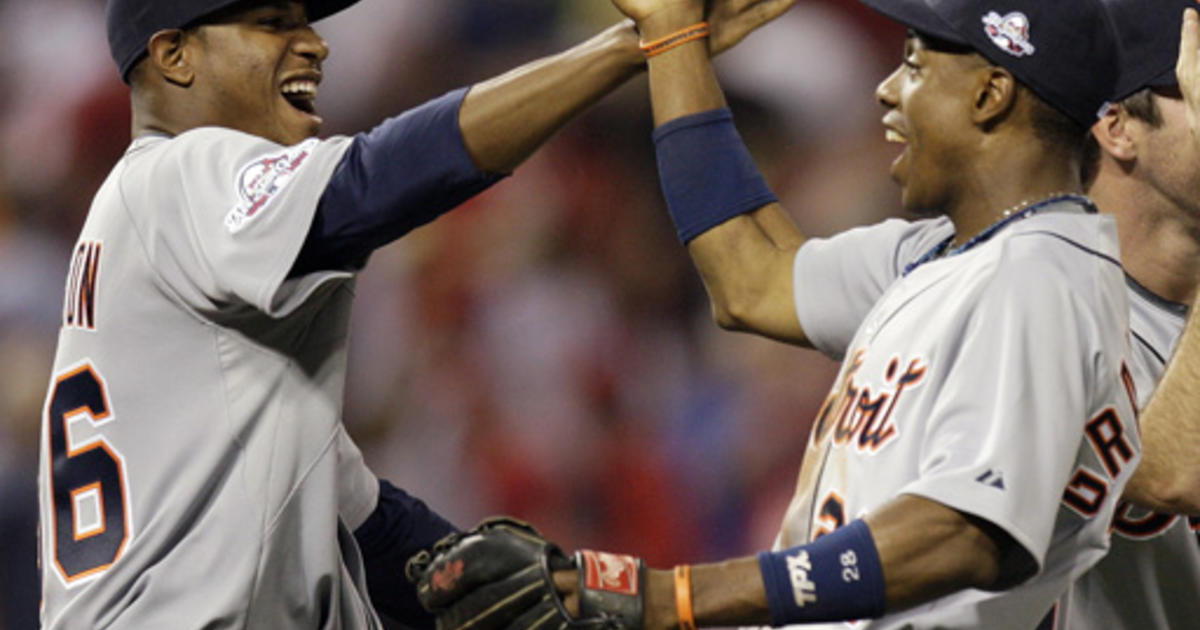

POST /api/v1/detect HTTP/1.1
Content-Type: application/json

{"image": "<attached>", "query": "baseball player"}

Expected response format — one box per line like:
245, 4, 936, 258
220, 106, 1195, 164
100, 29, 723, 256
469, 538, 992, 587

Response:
1052, 4, 1200, 628
37, 0, 793, 628
1123, 6, 1200, 519
418, 0, 1142, 628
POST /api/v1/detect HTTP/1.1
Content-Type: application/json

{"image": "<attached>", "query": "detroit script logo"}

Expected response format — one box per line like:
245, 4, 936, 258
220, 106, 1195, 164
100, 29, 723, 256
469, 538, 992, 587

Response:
812, 350, 928, 453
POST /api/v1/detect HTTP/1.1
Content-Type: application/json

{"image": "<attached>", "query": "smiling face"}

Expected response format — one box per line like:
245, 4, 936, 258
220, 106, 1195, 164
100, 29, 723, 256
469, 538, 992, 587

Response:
185, 0, 329, 145
875, 33, 988, 216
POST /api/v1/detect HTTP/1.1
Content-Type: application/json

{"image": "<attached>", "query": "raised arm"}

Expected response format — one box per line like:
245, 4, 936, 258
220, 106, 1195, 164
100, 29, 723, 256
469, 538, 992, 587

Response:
291, 2, 798, 276
1124, 7, 1200, 514
460, 1, 802, 175
457, 21, 642, 174
612, 0, 811, 345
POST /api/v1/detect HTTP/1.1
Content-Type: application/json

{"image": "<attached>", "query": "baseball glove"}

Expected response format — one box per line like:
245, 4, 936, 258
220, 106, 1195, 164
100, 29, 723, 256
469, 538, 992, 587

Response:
405, 517, 646, 630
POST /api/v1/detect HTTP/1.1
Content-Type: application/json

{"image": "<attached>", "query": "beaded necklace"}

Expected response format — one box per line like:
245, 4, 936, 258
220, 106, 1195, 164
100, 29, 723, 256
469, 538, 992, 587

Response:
902, 193, 1092, 276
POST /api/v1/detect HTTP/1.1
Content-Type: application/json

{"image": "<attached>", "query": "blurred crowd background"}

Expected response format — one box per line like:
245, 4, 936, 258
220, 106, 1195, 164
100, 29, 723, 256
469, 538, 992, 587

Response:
0, 1, 912, 627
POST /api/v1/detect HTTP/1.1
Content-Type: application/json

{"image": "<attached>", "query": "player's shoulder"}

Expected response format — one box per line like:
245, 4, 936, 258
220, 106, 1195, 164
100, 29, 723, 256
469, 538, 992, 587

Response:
860, 215, 954, 243
131, 127, 294, 166
809, 215, 953, 270
120, 128, 339, 204
966, 205, 1127, 321
1126, 275, 1187, 365
885, 215, 954, 273
1002, 200, 1121, 270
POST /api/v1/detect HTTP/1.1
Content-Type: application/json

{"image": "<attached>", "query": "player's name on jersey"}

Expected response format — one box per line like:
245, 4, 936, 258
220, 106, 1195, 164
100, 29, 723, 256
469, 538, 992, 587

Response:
64, 239, 102, 332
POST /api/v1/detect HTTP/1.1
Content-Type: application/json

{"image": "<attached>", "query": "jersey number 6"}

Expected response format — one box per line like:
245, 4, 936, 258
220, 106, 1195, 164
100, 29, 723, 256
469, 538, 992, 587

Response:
46, 363, 130, 583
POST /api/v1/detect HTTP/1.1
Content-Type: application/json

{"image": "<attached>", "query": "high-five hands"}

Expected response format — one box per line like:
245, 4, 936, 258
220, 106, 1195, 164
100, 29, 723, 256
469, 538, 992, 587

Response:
610, 0, 795, 55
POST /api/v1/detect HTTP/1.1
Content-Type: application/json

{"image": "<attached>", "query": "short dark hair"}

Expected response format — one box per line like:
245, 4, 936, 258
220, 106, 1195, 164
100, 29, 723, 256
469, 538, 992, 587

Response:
1027, 87, 1089, 157
1120, 88, 1165, 128
1081, 88, 1163, 185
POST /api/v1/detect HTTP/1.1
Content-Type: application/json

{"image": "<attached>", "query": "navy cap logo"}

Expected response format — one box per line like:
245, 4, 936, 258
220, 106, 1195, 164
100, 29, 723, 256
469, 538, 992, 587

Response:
982, 11, 1036, 58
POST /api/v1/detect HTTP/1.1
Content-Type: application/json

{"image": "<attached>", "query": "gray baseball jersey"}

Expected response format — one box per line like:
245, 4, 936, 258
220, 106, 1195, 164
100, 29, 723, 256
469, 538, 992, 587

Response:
38, 129, 382, 629
1054, 280, 1200, 629
775, 202, 1139, 629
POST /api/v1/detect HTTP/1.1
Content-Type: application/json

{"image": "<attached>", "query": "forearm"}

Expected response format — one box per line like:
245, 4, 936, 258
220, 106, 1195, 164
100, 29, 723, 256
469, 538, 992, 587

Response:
459, 21, 644, 173
1125, 290, 1200, 514
640, 6, 724, 126
631, 558, 770, 630
635, 12, 805, 341
631, 497, 1011, 629
865, 495, 1019, 609
687, 207, 807, 343
354, 480, 458, 627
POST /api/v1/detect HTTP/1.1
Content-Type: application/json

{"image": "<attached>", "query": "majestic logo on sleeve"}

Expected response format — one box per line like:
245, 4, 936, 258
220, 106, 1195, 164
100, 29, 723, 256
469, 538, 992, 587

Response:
812, 350, 928, 454
225, 138, 319, 234
982, 11, 1036, 57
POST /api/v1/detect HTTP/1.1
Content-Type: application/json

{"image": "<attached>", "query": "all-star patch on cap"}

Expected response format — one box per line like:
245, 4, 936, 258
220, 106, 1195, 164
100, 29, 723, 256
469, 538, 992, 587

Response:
1103, 0, 1194, 99
859, 0, 1122, 128
106, 0, 361, 83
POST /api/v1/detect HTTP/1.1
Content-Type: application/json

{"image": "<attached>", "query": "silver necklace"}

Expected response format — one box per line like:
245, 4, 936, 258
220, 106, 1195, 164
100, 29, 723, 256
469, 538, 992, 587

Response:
903, 192, 1092, 275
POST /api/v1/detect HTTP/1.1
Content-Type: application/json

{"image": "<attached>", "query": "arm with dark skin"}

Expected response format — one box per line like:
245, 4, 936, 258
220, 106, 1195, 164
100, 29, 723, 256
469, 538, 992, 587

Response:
291, 0, 802, 276
1123, 7, 1200, 515
558, 2, 1024, 623
556, 495, 1027, 629
605, 0, 816, 346
458, 0, 801, 175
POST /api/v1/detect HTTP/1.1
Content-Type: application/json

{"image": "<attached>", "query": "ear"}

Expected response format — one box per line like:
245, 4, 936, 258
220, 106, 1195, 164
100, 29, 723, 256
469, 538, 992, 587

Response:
1090, 105, 1138, 162
970, 67, 1018, 127
146, 29, 194, 87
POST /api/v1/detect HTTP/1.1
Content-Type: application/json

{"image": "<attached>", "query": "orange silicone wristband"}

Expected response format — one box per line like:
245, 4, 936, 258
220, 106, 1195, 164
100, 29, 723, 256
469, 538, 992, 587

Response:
639, 23, 709, 58
674, 564, 697, 630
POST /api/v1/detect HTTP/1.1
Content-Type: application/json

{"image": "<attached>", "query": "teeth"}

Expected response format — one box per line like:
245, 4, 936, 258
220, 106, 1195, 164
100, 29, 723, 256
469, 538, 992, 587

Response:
885, 129, 907, 144
281, 81, 317, 97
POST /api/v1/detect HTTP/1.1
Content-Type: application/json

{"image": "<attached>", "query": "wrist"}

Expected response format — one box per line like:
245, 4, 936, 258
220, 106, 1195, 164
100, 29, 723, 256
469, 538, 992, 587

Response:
591, 19, 649, 74
757, 520, 886, 625
644, 568, 678, 630
637, 5, 706, 41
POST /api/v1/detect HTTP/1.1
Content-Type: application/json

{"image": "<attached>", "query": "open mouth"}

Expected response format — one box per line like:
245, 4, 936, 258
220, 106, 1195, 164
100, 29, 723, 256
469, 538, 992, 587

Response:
885, 129, 907, 144
281, 79, 318, 114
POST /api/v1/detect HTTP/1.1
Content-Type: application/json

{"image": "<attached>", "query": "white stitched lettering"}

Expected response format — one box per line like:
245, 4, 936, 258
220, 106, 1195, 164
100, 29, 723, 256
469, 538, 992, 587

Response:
786, 551, 818, 607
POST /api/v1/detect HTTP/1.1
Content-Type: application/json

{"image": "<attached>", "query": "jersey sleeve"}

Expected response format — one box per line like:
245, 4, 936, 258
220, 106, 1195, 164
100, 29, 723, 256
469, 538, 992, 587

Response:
121, 128, 355, 317
336, 426, 381, 531
899, 238, 1126, 570
793, 217, 952, 359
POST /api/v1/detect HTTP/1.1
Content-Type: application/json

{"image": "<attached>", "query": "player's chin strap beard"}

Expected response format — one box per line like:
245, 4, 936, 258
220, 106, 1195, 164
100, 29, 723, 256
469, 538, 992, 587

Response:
903, 192, 1094, 275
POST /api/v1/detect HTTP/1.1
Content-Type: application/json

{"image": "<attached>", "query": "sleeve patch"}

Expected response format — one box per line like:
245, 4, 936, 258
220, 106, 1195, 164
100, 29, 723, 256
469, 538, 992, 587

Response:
225, 138, 320, 233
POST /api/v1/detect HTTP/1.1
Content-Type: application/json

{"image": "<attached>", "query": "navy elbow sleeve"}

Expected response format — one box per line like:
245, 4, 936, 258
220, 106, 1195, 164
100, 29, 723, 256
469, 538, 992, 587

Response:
291, 87, 507, 276
653, 108, 778, 244
354, 479, 458, 628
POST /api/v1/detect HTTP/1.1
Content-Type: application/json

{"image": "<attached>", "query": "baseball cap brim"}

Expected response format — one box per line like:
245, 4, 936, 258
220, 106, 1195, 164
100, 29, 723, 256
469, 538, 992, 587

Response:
1146, 67, 1178, 90
109, 0, 362, 81
305, 0, 359, 23
860, 0, 968, 47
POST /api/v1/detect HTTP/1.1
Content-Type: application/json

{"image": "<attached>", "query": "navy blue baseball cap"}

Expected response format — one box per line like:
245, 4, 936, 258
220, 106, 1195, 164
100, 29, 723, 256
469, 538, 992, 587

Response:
1104, 0, 1194, 100
106, 0, 361, 83
859, 0, 1122, 128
